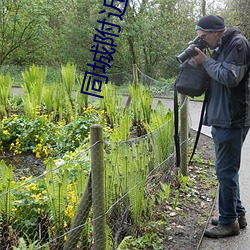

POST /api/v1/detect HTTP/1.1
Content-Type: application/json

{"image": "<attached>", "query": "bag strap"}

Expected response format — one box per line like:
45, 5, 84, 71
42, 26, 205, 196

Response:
188, 91, 208, 164
174, 80, 180, 168
174, 80, 208, 168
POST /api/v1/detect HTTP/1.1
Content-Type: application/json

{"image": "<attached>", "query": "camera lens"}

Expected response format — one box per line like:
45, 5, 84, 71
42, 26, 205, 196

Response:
176, 36, 208, 63
176, 44, 198, 63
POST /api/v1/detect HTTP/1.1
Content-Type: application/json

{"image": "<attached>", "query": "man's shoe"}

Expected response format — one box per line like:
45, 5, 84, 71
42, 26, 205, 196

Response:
211, 214, 247, 229
204, 222, 240, 238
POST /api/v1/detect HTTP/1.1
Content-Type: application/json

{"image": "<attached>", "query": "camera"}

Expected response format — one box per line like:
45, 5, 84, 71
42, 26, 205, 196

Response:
176, 36, 208, 64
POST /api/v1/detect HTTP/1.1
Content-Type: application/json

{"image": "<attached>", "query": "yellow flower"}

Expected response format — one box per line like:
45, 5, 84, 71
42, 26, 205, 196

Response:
26, 183, 37, 191
12, 207, 17, 212
65, 205, 74, 218
10, 143, 14, 150
71, 195, 76, 204
32, 193, 42, 201
36, 152, 41, 158
3, 130, 9, 135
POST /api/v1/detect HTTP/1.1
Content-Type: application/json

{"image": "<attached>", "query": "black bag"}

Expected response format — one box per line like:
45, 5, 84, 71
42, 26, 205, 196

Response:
175, 58, 208, 97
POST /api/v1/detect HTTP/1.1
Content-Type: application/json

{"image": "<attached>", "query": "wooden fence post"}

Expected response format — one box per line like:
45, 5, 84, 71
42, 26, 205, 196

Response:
125, 64, 138, 109
91, 124, 106, 250
133, 63, 138, 86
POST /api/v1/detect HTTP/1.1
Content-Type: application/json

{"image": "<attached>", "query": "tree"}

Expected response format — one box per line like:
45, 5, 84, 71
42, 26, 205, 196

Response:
220, 0, 250, 39
0, 0, 51, 65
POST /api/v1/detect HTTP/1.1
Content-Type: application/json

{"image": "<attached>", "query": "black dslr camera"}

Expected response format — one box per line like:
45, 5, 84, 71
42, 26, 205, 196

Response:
176, 36, 208, 63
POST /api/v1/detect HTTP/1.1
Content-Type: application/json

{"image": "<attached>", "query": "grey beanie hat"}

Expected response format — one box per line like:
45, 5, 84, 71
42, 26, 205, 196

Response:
195, 15, 225, 32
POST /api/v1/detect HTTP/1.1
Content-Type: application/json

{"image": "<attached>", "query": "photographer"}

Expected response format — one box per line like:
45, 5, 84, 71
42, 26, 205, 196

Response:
192, 15, 250, 238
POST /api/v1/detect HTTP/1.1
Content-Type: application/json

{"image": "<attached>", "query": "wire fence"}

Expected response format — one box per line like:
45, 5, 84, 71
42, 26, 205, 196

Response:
0, 64, 191, 249
0, 118, 189, 249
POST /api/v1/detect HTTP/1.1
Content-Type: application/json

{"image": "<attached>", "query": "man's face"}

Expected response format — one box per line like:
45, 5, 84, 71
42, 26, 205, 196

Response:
196, 30, 222, 49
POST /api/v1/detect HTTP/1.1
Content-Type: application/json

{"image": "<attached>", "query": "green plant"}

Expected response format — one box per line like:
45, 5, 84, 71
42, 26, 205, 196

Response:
145, 100, 174, 163
12, 177, 49, 241
178, 173, 191, 189
129, 84, 153, 129
105, 136, 153, 236
172, 190, 180, 210
117, 233, 163, 250
157, 182, 171, 204
0, 73, 12, 117
13, 237, 40, 250
99, 83, 123, 128
43, 84, 55, 114
0, 161, 15, 222
75, 73, 89, 116
60, 63, 76, 102
21, 65, 47, 118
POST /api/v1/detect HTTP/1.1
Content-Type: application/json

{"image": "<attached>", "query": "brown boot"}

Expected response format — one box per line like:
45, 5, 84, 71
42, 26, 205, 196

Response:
211, 214, 247, 229
204, 222, 240, 238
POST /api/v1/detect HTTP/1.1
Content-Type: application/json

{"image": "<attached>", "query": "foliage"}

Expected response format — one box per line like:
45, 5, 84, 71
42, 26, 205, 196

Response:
0, 0, 227, 78
0, 77, 179, 248
129, 83, 153, 135
0, 0, 51, 65
0, 153, 91, 249
21, 65, 47, 118
145, 100, 175, 163
0, 73, 12, 117
117, 233, 163, 250
0, 161, 15, 222
0, 107, 103, 158
61, 63, 76, 101
99, 83, 123, 128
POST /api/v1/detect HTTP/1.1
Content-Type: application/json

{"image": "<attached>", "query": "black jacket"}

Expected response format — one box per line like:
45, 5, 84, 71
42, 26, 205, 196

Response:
203, 26, 250, 128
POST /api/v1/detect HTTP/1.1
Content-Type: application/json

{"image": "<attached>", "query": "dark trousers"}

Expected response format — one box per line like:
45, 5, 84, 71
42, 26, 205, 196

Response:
211, 126, 249, 225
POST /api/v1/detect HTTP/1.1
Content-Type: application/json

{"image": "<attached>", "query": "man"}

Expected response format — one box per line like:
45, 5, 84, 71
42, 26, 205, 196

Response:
192, 15, 250, 238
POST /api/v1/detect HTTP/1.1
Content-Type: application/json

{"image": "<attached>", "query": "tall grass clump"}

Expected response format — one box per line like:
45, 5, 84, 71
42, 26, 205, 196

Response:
61, 63, 76, 103
99, 83, 123, 128
21, 65, 47, 118
145, 100, 175, 164
129, 84, 153, 135
75, 73, 89, 116
0, 73, 12, 117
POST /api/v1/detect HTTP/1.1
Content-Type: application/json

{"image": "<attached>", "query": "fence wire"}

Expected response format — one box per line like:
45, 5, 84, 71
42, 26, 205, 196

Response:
0, 66, 192, 249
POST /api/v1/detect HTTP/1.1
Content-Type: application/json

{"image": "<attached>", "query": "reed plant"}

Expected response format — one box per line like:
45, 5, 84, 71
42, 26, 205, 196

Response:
21, 65, 47, 118
43, 159, 69, 245
75, 74, 89, 116
43, 84, 55, 114
129, 84, 153, 135
61, 63, 76, 103
0, 161, 14, 222
99, 83, 122, 128
105, 136, 153, 226
145, 100, 174, 164
52, 84, 66, 121
0, 73, 12, 117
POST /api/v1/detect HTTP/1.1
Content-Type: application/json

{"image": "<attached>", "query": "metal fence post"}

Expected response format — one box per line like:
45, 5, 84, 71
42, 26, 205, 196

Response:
180, 94, 188, 176
91, 124, 106, 250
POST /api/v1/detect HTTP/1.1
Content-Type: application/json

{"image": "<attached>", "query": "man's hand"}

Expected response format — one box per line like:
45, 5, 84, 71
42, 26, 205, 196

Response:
192, 47, 207, 64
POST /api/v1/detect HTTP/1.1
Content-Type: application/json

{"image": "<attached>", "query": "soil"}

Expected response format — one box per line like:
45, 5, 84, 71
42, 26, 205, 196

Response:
158, 130, 217, 250
0, 152, 45, 180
